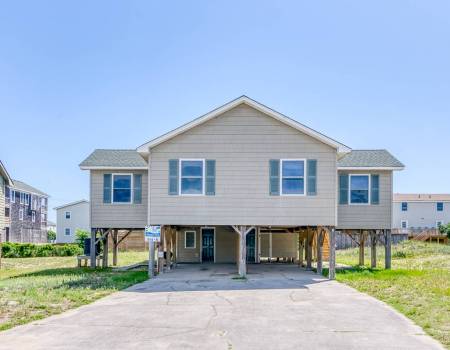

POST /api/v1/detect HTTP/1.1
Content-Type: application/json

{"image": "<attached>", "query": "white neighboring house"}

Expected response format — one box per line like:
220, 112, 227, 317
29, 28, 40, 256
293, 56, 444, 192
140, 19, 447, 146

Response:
55, 200, 90, 243
47, 220, 56, 232
393, 194, 450, 232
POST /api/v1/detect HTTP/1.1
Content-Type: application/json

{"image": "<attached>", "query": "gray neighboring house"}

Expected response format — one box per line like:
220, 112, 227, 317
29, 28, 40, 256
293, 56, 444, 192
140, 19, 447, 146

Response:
0, 161, 13, 242
393, 194, 450, 232
55, 200, 90, 243
80, 96, 404, 277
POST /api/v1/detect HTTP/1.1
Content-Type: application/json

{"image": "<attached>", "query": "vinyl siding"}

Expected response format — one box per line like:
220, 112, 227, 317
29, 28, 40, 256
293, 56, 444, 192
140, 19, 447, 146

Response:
149, 104, 337, 226
337, 170, 392, 230
90, 170, 147, 228
392, 201, 450, 229
56, 202, 90, 243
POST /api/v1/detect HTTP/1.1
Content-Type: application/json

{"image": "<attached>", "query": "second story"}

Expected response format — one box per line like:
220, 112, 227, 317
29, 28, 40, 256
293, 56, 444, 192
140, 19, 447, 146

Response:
80, 96, 404, 229
54, 200, 90, 243
393, 194, 450, 231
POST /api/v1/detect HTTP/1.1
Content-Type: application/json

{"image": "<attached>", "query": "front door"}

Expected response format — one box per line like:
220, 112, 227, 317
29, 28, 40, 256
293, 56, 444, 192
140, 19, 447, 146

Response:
246, 229, 256, 262
202, 228, 214, 262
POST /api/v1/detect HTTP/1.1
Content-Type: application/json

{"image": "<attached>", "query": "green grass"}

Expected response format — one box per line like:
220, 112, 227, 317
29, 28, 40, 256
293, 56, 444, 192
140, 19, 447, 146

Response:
334, 241, 450, 349
0, 251, 149, 331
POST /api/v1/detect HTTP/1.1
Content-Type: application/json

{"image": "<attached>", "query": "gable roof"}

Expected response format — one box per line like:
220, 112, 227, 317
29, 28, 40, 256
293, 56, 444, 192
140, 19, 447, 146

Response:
0, 160, 13, 185
11, 180, 49, 197
338, 150, 404, 170
136, 96, 351, 153
79, 149, 148, 170
54, 199, 89, 210
393, 194, 450, 202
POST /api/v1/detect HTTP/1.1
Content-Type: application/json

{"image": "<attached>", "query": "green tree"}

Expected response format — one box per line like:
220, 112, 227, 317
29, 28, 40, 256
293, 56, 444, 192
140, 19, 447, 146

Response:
438, 223, 450, 239
47, 230, 56, 242
75, 229, 90, 249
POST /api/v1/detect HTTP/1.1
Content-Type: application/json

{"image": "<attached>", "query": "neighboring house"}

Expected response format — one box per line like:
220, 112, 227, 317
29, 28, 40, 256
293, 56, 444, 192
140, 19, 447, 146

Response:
47, 220, 57, 232
54, 200, 90, 243
5, 179, 49, 243
80, 96, 404, 276
393, 194, 450, 232
0, 161, 13, 242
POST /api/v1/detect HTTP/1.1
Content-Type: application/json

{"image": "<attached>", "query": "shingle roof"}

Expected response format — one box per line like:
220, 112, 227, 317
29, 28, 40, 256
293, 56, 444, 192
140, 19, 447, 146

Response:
394, 194, 450, 202
338, 150, 404, 169
79, 149, 148, 169
12, 180, 49, 197
53, 199, 89, 210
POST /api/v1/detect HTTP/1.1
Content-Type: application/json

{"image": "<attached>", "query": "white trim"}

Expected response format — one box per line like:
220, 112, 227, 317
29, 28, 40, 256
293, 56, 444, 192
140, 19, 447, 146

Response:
200, 227, 216, 263
184, 230, 196, 249
338, 166, 404, 171
136, 96, 351, 153
111, 173, 133, 204
65, 211, 71, 219
19, 208, 23, 221
349, 174, 371, 205
10, 189, 15, 203
400, 220, 408, 229
280, 159, 306, 196
179, 159, 205, 196
80, 166, 148, 170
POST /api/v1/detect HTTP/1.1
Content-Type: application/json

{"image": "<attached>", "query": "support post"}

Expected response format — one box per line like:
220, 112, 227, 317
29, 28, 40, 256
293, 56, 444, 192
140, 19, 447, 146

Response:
148, 240, 155, 278
238, 226, 247, 277
359, 231, 365, 266
385, 229, 391, 269
298, 232, 305, 267
90, 229, 96, 268
157, 226, 164, 274
164, 228, 170, 271
328, 228, 336, 279
306, 228, 312, 269
112, 229, 119, 266
316, 229, 324, 275
370, 230, 377, 268
102, 232, 109, 268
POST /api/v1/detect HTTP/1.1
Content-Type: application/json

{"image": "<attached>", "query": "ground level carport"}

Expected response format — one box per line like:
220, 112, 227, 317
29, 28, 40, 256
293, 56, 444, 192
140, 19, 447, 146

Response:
0, 264, 441, 350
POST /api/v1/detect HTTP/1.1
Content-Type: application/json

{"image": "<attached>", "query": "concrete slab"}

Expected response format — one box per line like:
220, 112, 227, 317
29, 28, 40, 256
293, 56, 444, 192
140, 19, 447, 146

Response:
0, 264, 443, 350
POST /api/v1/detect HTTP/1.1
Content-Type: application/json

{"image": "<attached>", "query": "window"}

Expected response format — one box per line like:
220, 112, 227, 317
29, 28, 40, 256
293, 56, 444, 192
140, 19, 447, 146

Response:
41, 197, 46, 207
65, 211, 71, 219
19, 209, 23, 221
437, 202, 444, 211
20, 192, 24, 204
112, 174, 132, 203
184, 231, 196, 248
401, 220, 408, 229
10, 190, 15, 203
349, 174, 370, 204
32, 197, 37, 210
32, 212, 35, 222
5, 207, 9, 217
436, 221, 443, 228
401, 202, 408, 211
25, 193, 30, 205
65, 228, 71, 236
180, 159, 204, 195
280, 159, 305, 195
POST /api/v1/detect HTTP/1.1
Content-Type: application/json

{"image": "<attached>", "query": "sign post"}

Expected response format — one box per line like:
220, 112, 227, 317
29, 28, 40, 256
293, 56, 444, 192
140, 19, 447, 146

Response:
145, 226, 161, 278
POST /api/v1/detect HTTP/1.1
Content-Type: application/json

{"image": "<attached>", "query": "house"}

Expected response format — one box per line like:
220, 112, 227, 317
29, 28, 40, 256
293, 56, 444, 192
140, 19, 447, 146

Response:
0, 161, 13, 242
393, 194, 450, 232
54, 200, 90, 243
80, 96, 404, 277
46, 220, 56, 232
5, 179, 49, 243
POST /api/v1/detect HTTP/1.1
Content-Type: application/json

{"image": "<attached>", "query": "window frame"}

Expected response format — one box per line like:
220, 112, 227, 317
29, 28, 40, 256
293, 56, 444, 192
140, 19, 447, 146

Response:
280, 159, 306, 196
65, 211, 71, 219
65, 228, 71, 236
19, 208, 24, 221
437, 202, 444, 212
10, 189, 15, 203
401, 202, 408, 211
349, 174, 371, 205
184, 230, 196, 249
111, 173, 133, 204
179, 159, 205, 196
401, 220, 408, 229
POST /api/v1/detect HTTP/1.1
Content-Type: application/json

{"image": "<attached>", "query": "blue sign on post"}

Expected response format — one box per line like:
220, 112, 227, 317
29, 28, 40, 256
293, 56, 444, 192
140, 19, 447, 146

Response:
145, 226, 161, 242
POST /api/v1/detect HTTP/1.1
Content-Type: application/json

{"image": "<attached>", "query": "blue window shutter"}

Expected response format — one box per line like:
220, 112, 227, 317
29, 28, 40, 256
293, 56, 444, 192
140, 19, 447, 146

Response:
205, 160, 216, 195
103, 174, 112, 203
269, 160, 280, 196
133, 174, 142, 204
168, 159, 179, 195
339, 174, 348, 205
307, 159, 317, 196
371, 174, 380, 205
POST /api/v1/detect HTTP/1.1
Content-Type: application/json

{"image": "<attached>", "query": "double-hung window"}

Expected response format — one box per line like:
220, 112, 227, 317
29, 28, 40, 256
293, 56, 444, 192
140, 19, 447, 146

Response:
180, 160, 204, 195
401, 220, 408, 229
349, 174, 370, 204
10, 190, 15, 203
437, 202, 444, 212
280, 159, 305, 195
65, 211, 71, 219
65, 228, 71, 236
184, 231, 196, 248
19, 209, 24, 221
112, 174, 132, 203
401, 202, 408, 211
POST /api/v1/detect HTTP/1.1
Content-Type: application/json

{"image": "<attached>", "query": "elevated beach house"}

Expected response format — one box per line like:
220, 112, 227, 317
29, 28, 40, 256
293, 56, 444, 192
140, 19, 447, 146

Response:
80, 96, 404, 278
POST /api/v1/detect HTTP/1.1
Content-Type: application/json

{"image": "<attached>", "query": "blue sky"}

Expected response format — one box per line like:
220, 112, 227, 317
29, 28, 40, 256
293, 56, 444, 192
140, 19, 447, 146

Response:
1, 1, 449, 221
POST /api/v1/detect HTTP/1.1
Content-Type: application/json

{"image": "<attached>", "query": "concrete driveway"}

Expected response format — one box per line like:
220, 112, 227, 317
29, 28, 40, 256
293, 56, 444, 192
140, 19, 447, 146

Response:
0, 264, 443, 350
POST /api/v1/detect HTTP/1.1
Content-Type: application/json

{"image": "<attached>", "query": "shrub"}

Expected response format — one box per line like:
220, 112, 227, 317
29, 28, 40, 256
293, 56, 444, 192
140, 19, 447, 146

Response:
1, 242, 82, 258
75, 229, 90, 249
47, 230, 56, 242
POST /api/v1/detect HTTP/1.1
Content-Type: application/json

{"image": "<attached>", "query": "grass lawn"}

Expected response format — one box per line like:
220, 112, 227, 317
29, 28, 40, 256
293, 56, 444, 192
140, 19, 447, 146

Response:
334, 241, 450, 349
0, 251, 149, 331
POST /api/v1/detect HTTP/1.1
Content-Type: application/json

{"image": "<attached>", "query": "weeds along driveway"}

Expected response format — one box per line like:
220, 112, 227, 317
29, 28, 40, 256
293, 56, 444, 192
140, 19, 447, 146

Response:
0, 264, 444, 350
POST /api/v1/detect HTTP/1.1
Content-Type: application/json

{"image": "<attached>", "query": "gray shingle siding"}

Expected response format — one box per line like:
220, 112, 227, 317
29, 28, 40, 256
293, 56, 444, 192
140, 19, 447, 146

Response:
80, 150, 147, 168
338, 150, 404, 168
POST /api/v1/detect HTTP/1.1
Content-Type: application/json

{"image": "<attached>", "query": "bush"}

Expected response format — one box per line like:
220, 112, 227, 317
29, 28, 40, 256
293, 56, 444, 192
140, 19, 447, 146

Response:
1, 242, 82, 258
47, 230, 56, 242
75, 229, 90, 249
